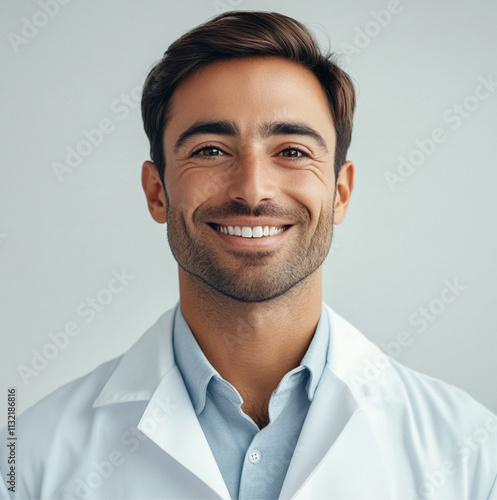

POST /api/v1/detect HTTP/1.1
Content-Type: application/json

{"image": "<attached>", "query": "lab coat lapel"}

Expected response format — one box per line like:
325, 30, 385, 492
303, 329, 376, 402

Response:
289, 407, 396, 499
93, 303, 395, 499
136, 342, 230, 500
94, 306, 230, 499
93, 309, 178, 406
278, 367, 361, 499
279, 305, 396, 499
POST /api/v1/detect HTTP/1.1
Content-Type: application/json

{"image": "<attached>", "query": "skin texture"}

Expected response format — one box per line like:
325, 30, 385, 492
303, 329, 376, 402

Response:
142, 56, 354, 428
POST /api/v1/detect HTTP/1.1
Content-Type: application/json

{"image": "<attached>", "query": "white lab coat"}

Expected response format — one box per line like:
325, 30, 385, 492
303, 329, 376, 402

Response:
1, 304, 496, 499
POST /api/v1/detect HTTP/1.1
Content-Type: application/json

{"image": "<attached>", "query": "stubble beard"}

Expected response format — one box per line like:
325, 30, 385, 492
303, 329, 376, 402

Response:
165, 197, 335, 303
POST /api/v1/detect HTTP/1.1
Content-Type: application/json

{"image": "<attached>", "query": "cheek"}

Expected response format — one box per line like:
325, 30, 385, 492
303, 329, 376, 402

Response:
167, 168, 231, 214
281, 170, 333, 223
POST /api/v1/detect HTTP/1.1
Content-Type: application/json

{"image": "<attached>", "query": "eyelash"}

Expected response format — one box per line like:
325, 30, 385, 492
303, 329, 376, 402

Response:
278, 147, 310, 159
190, 145, 311, 160
191, 145, 227, 158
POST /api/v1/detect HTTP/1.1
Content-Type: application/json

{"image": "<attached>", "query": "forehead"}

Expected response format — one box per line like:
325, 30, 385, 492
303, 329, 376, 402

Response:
165, 56, 336, 143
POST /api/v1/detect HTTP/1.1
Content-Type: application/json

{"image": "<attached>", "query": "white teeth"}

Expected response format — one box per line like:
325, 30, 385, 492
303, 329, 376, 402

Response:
215, 224, 287, 238
252, 226, 263, 238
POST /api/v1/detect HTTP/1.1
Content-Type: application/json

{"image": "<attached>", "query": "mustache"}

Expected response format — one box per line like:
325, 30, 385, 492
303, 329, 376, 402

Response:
193, 200, 310, 223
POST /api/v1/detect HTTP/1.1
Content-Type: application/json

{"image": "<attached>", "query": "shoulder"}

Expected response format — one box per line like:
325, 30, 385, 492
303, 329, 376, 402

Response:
22, 356, 121, 427
385, 360, 497, 495
10, 306, 177, 438
387, 357, 497, 438
326, 304, 497, 464
326, 304, 495, 417
0, 357, 123, 498
0, 308, 177, 498
2, 357, 122, 456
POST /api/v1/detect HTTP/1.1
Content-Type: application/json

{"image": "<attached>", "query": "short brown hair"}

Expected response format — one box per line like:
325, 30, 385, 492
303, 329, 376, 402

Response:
141, 11, 356, 182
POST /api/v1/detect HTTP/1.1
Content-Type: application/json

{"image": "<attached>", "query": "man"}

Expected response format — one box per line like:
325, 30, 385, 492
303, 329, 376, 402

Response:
1, 10, 496, 500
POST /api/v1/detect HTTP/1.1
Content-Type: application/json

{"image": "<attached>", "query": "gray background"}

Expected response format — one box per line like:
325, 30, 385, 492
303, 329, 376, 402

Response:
1, 0, 496, 417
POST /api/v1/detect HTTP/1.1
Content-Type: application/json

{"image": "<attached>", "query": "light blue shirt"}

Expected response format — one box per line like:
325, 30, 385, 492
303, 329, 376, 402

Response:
3, 304, 496, 499
172, 306, 329, 500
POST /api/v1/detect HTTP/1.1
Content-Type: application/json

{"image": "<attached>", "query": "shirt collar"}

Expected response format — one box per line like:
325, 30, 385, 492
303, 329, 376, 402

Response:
301, 307, 329, 400
173, 304, 329, 415
172, 306, 218, 414
92, 302, 388, 410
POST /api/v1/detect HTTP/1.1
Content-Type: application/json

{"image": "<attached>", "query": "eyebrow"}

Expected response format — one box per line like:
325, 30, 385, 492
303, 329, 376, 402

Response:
173, 121, 237, 152
261, 122, 328, 152
173, 120, 328, 153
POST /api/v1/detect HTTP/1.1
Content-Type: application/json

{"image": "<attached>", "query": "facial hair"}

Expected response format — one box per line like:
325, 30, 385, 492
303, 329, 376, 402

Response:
165, 196, 335, 303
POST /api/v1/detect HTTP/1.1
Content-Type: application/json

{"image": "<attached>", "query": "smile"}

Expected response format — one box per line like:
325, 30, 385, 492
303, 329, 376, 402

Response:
212, 224, 289, 238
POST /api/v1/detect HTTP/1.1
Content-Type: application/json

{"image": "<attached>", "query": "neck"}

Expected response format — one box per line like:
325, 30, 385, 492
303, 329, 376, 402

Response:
178, 268, 322, 422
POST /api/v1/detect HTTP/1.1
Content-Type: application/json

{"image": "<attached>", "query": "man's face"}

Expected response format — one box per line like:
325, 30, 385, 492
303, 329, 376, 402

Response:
153, 56, 351, 302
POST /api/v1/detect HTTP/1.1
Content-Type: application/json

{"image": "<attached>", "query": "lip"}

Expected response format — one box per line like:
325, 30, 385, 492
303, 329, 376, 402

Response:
207, 221, 292, 249
207, 218, 292, 228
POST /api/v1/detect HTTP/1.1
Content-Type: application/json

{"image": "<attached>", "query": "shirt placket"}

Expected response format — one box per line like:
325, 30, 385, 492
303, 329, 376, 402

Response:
237, 370, 308, 500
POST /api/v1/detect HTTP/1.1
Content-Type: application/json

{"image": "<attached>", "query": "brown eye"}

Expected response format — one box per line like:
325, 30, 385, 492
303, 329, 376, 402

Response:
279, 148, 306, 158
193, 146, 225, 157
203, 147, 222, 156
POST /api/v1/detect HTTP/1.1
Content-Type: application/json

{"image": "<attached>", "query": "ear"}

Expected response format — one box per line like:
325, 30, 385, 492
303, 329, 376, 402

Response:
333, 160, 354, 225
142, 161, 167, 223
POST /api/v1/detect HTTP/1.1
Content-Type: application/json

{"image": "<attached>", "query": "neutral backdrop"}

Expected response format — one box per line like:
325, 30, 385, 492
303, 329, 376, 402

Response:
1, 0, 496, 418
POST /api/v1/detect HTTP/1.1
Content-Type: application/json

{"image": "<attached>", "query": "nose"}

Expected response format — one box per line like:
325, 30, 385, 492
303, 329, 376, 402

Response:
227, 151, 277, 207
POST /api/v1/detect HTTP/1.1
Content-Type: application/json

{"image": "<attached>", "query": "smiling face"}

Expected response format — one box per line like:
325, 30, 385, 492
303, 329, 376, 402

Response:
143, 56, 353, 302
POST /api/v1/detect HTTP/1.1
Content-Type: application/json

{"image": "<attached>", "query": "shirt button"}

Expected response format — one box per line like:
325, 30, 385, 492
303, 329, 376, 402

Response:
248, 449, 261, 464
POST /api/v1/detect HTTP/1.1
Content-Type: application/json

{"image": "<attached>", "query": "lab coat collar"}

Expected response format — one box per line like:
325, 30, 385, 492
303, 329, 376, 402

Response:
93, 307, 177, 407
324, 302, 388, 397
92, 303, 384, 408
278, 304, 384, 499
93, 305, 231, 498
92, 303, 391, 499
